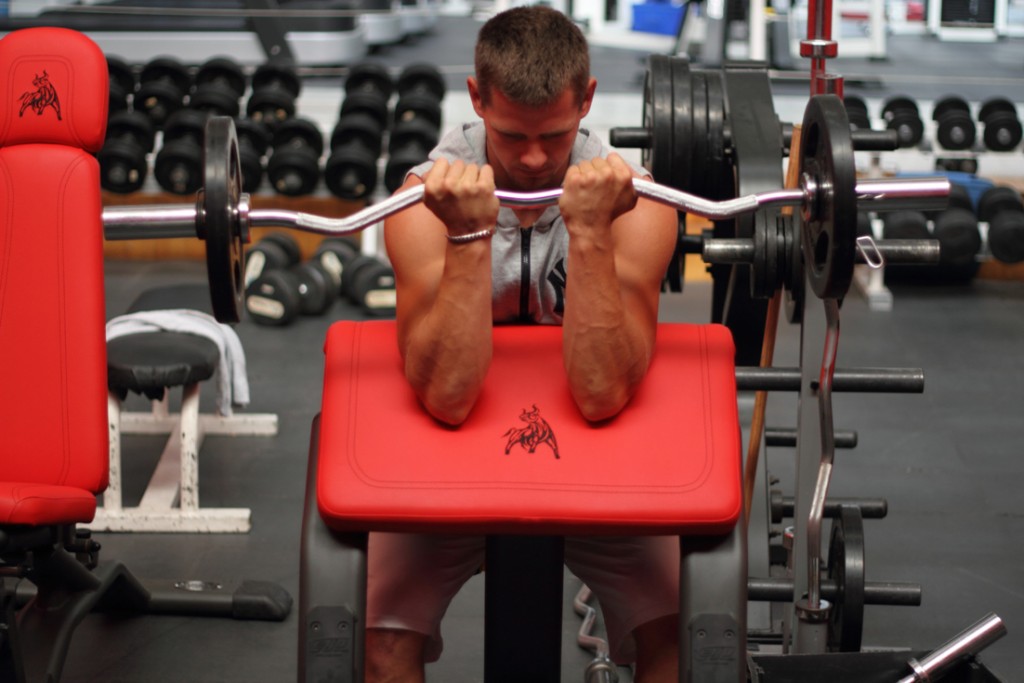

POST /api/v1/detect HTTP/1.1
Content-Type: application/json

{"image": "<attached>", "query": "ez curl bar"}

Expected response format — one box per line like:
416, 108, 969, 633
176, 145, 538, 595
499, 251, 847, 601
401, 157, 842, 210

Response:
103, 96, 950, 323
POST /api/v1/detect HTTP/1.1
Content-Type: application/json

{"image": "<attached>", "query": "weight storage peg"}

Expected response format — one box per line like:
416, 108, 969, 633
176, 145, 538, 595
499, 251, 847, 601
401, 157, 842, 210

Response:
881, 96, 925, 149
189, 56, 248, 118
98, 110, 156, 194
978, 185, 1024, 264
932, 96, 976, 151
978, 98, 1023, 152
107, 55, 135, 114
246, 61, 301, 130
341, 62, 392, 131
267, 117, 324, 197
235, 117, 272, 194
394, 62, 446, 129
384, 117, 439, 194
135, 56, 192, 129
325, 112, 384, 201
154, 108, 209, 195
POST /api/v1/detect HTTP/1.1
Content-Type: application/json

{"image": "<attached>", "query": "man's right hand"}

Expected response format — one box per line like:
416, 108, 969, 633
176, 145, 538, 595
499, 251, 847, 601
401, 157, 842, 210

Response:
422, 158, 501, 239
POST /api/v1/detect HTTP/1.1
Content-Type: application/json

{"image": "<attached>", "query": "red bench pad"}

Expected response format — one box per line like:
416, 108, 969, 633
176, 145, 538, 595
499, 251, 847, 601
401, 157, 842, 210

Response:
317, 321, 741, 536
0, 483, 97, 526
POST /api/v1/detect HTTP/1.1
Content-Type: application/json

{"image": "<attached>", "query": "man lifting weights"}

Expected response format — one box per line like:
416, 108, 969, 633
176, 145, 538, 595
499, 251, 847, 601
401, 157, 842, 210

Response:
375, 6, 680, 681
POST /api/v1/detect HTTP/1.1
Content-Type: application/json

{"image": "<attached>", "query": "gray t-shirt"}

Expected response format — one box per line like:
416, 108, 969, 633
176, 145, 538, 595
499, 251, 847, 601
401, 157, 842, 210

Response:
408, 122, 647, 324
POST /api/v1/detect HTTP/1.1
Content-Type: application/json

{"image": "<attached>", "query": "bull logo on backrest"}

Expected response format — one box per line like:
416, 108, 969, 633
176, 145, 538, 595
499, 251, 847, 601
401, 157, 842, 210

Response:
502, 405, 560, 459
19, 70, 62, 120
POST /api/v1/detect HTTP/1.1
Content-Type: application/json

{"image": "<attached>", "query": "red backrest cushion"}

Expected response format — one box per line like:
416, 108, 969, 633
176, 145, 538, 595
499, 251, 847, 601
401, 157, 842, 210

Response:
0, 28, 109, 494
317, 321, 742, 536
0, 27, 108, 151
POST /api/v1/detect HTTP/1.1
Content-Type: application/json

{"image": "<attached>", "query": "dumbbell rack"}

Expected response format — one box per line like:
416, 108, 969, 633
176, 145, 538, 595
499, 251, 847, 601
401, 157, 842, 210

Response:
102, 190, 368, 262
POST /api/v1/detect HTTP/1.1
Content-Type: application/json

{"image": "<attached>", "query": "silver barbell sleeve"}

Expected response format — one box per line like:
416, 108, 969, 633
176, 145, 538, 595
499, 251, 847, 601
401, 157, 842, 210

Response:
103, 175, 950, 240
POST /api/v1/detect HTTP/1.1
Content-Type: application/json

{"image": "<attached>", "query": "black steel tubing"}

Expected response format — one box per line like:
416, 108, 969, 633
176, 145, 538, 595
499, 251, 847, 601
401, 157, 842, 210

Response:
736, 367, 925, 393
770, 495, 888, 522
747, 577, 921, 605
765, 427, 858, 449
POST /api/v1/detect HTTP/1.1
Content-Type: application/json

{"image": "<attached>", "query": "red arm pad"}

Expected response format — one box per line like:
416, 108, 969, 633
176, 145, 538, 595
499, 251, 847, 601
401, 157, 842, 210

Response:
317, 321, 742, 536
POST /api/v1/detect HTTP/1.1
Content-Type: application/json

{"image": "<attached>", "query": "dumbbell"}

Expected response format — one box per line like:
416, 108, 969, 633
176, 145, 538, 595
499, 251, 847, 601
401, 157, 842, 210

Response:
98, 110, 156, 194
978, 98, 1023, 152
844, 95, 872, 131
394, 63, 446, 129
978, 185, 1024, 264
154, 108, 209, 195
313, 237, 360, 297
246, 61, 301, 130
135, 56, 191, 129
932, 206, 982, 279
340, 62, 392, 131
881, 96, 924, 148
266, 117, 324, 196
882, 210, 930, 242
342, 254, 397, 316
189, 56, 248, 118
244, 232, 302, 325
384, 117, 439, 194
107, 55, 135, 114
235, 117, 272, 194
932, 96, 976, 151
245, 234, 339, 324
325, 112, 384, 201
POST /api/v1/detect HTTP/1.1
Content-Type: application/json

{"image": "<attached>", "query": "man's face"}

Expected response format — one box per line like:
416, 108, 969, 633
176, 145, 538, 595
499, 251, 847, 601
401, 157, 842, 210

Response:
469, 79, 595, 191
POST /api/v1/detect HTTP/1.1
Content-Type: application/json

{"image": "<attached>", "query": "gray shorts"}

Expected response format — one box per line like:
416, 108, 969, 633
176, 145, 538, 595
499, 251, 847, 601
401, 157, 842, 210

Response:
367, 532, 680, 663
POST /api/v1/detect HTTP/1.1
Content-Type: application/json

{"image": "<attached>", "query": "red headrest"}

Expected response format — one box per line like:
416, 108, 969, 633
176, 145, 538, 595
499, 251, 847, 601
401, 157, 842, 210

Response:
0, 27, 108, 151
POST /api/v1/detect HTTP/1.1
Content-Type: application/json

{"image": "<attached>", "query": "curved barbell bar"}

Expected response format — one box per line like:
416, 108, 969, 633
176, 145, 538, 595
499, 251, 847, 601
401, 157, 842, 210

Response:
103, 175, 951, 241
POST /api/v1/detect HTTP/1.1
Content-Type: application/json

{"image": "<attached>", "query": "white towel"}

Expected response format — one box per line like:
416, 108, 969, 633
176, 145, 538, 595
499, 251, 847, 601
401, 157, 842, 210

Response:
106, 310, 250, 416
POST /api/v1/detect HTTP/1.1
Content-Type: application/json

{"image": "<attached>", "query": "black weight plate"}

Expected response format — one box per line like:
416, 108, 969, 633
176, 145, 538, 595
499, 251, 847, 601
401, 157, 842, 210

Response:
669, 57, 691, 192
827, 506, 866, 653
689, 71, 709, 198
705, 70, 727, 186
202, 116, 246, 323
800, 95, 858, 300
641, 54, 673, 187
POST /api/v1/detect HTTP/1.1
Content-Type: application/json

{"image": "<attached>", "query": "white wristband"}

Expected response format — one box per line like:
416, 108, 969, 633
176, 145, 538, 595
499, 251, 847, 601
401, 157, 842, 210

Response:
446, 227, 496, 244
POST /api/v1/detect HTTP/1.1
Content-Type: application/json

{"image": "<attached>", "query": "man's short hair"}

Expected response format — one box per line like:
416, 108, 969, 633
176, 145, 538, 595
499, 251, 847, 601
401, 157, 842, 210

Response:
474, 6, 591, 108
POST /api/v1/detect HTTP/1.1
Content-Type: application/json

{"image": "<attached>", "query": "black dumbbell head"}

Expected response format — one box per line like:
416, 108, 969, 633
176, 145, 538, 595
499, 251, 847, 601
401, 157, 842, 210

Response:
261, 231, 302, 266
98, 110, 156, 194
343, 255, 396, 315
245, 269, 302, 326
313, 237, 360, 293
233, 117, 272, 193
252, 61, 302, 99
397, 63, 446, 101
988, 210, 1024, 264
843, 95, 871, 131
932, 96, 976, 151
881, 96, 924, 148
153, 109, 209, 195
136, 56, 191, 128
330, 112, 384, 155
977, 185, 1024, 223
291, 261, 339, 315
244, 234, 300, 288
195, 56, 247, 99
266, 118, 324, 196
272, 117, 326, 157
107, 55, 135, 112
345, 61, 394, 99
933, 207, 982, 267
881, 210, 930, 241
394, 90, 444, 129
339, 89, 390, 129
325, 142, 378, 201
978, 98, 1023, 152
188, 85, 242, 118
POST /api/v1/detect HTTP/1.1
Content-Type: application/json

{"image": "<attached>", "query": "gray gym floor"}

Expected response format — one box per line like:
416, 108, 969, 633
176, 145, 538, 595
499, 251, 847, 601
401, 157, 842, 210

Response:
50, 13, 1024, 683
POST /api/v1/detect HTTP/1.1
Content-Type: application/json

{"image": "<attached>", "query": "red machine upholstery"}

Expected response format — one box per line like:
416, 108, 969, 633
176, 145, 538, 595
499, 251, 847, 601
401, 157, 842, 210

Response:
318, 321, 741, 536
0, 28, 109, 526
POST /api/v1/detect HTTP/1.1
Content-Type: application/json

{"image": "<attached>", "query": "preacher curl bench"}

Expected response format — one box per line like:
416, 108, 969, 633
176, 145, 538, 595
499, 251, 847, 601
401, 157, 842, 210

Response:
0, 28, 289, 683
300, 320, 748, 682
